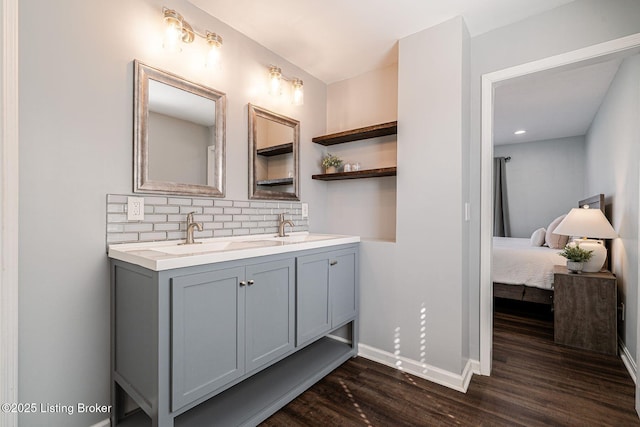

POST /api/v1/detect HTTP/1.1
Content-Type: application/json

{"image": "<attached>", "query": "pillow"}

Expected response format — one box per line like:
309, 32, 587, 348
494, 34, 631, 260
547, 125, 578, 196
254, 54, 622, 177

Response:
530, 228, 546, 246
545, 215, 569, 249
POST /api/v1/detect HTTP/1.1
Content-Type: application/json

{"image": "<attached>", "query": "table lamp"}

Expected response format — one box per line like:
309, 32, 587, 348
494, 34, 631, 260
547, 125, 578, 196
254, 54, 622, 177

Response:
553, 205, 617, 272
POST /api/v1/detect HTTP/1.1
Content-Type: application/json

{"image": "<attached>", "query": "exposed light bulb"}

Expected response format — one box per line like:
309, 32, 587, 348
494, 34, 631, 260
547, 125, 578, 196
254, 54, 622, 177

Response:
292, 78, 304, 106
163, 9, 183, 52
269, 66, 282, 96
206, 32, 223, 69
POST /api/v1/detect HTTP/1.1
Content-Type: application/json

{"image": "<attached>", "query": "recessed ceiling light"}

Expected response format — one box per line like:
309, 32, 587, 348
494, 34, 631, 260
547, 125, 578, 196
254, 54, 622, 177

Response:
514, 130, 527, 135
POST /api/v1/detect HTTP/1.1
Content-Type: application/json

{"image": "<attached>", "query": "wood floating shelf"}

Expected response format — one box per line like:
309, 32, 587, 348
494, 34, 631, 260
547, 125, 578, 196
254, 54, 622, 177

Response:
312, 167, 397, 181
256, 142, 293, 157
256, 177, 294, 187
312, 121, 397, 146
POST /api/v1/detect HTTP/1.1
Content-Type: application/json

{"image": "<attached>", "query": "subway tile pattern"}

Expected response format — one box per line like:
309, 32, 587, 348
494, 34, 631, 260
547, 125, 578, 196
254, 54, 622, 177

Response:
106, 194, 308, 245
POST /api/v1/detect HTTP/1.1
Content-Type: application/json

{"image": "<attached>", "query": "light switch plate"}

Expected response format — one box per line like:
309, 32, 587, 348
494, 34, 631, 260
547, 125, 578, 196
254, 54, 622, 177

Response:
127, 197, 145, 221
301, 203, 309, 219
464, 202, 470, 222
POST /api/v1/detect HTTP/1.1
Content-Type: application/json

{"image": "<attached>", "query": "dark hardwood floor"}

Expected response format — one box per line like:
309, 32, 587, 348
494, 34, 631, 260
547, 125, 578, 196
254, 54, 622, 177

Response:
262, 300, 639, 426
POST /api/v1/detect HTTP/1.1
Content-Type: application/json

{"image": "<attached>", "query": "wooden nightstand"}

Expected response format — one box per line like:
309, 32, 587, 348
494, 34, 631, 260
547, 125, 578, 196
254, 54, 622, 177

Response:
553, 265, 617, 355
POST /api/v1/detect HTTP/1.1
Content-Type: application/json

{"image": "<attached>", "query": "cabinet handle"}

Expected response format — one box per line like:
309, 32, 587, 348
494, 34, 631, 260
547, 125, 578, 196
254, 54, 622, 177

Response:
330, 260, 338, 266
239, 281, 247, 287
247, 280, 255, 286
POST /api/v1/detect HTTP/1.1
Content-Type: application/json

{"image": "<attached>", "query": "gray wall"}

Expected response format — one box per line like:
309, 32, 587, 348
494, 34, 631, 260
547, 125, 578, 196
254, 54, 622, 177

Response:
396, 16, 470, 373
494, 136, 586, 238
18, 0, 327, 425
469, 0, 640, 362
585, 54, 640, 366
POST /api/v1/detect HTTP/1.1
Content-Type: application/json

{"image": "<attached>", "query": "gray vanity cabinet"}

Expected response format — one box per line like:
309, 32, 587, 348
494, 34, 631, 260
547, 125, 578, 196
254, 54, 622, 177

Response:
296, 247, 357, 346
329, 249, 358, 327
171, 259, 294, 411
170, 266, 245, 411
244, 259, 295, 372
111, 244, 357, 427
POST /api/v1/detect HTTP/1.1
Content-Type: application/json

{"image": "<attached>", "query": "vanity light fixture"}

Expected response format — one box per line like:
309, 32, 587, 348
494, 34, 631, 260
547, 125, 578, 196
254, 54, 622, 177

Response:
269, 66, 283, 95
268, 65, 304, 105
162, 8, 223, 67
292, 78, 304, 106
206, 32, 223, 68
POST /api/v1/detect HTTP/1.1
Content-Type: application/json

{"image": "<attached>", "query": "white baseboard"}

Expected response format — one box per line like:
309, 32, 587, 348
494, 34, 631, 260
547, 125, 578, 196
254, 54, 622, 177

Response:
89, 418, 110, 427
619, 338, 637, 385
358, 343, 480, 392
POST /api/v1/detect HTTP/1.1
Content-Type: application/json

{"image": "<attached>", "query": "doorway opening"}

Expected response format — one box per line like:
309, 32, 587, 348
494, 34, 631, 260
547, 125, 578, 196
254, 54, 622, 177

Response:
479, 33, 640, 376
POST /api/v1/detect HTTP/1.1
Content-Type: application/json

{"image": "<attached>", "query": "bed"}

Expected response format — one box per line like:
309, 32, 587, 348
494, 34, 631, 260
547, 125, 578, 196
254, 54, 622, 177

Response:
493, 194, 605, 305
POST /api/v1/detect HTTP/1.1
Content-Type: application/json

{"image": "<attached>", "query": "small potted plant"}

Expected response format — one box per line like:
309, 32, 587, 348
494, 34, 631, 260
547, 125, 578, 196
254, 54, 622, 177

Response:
321, 153, 343, 174
558, 244, 594, 273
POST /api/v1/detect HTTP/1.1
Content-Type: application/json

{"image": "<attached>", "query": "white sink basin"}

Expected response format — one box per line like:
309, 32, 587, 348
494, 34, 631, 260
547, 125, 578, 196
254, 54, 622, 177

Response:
153, 241, 268, 255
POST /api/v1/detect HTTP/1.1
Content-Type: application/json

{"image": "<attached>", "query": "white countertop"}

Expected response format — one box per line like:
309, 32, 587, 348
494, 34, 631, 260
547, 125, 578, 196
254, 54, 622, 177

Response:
108, 232, 360, 271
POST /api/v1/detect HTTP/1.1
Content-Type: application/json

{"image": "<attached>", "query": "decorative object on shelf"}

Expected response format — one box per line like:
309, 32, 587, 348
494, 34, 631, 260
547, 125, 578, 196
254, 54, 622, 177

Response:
558, 244, 594, 273
322, 153, 343, 174
352, 162, 361, 171
553, 205, 617, 272
268, 65, 304, 105
162, 8, 223, 68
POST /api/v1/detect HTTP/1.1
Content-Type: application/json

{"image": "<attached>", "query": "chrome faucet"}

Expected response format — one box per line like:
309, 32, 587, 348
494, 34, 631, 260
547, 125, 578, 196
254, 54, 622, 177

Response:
183, 212, 203, 245
278, 213, 294, 237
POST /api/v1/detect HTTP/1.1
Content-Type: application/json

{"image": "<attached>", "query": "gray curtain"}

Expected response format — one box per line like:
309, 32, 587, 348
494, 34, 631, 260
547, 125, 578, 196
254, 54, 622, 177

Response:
493, 157, 510, 237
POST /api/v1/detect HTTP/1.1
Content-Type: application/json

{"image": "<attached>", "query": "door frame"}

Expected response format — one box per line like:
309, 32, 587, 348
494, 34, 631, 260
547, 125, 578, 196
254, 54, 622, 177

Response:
1, 0, 19, 425
479, 32, 640, 376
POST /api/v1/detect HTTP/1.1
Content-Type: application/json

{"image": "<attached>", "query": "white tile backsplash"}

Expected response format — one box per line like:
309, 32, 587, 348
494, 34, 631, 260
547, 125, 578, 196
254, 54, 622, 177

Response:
106, 194, 309, 245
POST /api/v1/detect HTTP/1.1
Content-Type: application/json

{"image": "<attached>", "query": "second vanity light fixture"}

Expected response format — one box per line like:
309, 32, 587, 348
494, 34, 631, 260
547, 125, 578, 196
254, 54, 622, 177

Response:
163, 8, 223, 68
268, 65, 304, 106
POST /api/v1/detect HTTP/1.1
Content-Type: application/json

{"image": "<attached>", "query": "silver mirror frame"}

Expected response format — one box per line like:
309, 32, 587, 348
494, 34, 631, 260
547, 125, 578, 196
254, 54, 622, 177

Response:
248, 104, 300, 201
134, 60, 226, 197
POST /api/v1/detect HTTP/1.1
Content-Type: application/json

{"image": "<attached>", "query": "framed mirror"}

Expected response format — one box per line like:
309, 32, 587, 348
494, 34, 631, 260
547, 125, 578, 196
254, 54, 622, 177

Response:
248, 104, 300, 200
134, 60, 226, 197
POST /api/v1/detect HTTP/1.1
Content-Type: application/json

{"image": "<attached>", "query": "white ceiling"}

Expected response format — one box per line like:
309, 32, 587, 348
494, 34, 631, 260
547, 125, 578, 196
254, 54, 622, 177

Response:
189, 0, 575, 83
493, 58, 623, 146
187, 0, 630, 145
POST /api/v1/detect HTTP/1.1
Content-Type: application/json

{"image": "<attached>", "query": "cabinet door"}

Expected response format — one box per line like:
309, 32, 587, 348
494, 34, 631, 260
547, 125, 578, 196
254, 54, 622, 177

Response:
171, 267, 245, 411
296, 253, 331, 346
330, 248, 357, 328
245, 258, 295, 373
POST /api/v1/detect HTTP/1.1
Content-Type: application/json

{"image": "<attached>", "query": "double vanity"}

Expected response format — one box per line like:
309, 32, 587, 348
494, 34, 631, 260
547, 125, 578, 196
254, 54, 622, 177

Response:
113, 58, 359, 426
109, 232, 359, 427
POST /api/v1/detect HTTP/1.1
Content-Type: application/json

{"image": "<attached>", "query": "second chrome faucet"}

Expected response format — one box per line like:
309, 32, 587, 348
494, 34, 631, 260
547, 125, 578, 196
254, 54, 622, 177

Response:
278, 213, 294, 237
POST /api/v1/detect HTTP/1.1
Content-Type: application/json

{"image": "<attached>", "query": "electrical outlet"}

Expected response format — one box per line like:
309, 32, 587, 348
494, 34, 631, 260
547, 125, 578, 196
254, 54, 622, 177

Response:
301, 203, 309, 219
127, 197, 144, 221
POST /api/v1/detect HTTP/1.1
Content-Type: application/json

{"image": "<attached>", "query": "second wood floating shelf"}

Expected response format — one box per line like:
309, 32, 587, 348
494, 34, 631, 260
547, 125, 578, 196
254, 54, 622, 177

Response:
312, 167, 396, 181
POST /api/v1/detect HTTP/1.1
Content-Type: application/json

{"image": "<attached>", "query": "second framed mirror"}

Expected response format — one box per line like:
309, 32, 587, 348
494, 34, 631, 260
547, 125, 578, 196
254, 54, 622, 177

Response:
248, 104, 300, 200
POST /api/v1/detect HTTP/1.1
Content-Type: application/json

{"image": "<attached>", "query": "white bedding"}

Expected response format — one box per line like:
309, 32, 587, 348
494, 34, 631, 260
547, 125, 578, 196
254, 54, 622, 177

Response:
492, 237, 566, 290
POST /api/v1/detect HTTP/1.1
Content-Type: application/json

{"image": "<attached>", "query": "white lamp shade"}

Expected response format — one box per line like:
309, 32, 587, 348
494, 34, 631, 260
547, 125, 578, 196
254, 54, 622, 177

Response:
553, 207, 617, 239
